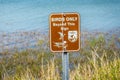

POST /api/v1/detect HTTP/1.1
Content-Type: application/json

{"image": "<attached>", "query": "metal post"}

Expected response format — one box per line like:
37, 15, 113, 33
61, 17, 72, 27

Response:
62, 52, 69, 80
61, 13, 69, 80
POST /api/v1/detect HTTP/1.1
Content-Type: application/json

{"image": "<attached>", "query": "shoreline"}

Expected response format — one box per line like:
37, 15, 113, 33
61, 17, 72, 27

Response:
0, 27, 120, 53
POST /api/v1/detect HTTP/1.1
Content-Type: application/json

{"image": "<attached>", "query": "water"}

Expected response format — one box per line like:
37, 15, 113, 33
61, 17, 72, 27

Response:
0, 0, 120, 32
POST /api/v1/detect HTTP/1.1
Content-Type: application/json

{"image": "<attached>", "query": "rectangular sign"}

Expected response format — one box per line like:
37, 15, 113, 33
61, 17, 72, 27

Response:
49, 13, 80, 52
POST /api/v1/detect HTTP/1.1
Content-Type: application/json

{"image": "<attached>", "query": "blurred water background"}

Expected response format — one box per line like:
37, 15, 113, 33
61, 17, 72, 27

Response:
0, 0, 120, 32
0, 0, 120, 54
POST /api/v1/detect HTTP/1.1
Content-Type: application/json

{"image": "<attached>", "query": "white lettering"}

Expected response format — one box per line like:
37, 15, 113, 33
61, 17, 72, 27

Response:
51, 17, 65, 22
53, 22, 66, 27
67, 22, 75, 26
66, 17, 77, 21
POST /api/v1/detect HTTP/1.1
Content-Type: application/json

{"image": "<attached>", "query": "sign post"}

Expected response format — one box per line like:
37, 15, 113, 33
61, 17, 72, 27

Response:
49, 13, 80, 80
62, 52, 69, 80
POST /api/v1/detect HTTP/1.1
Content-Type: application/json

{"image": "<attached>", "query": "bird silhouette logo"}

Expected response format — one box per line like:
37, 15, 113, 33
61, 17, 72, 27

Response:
68, 31, 78, 42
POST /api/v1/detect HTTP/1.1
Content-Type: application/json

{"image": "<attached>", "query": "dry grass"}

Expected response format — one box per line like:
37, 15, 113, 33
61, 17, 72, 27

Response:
0, 48, 120, 80
0, 31, 120, 80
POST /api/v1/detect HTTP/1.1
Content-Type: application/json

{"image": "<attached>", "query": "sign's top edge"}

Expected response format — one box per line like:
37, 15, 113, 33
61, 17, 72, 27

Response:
50, 12, 80, 18
50, 12, 80, 15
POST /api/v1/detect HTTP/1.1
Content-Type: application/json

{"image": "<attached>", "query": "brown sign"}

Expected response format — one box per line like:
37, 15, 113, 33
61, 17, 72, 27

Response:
50, 13, 80, 52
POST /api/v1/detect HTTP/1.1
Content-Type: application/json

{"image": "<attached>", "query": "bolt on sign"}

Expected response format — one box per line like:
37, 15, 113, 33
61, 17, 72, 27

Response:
49, 13, 80, 52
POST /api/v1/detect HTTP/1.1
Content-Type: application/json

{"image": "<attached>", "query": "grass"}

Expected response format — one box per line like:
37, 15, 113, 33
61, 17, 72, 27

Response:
70, 50, 120, 80
0, 32, 120, 80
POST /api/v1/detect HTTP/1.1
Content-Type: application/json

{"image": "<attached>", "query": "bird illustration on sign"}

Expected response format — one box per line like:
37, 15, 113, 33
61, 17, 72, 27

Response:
54, 41, 68, 48
53, 27, 69, 49
58, 32, 65, 40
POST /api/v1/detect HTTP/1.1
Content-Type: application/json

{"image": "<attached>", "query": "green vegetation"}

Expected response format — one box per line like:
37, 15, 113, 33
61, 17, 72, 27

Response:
0, 34, 120, 80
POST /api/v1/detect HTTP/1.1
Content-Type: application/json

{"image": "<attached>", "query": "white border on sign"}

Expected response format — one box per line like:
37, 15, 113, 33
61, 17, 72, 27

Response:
49, 12, 81, 52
